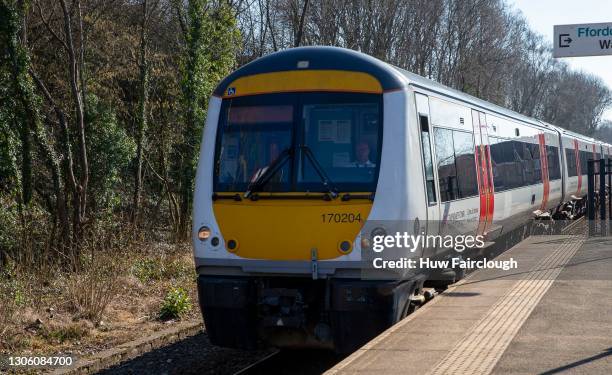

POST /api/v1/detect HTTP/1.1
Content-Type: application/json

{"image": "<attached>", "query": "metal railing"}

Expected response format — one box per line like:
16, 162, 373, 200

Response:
587, 158, 612, 235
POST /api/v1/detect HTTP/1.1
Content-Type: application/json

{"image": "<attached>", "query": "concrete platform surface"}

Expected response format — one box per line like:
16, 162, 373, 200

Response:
326, 235, 612, 375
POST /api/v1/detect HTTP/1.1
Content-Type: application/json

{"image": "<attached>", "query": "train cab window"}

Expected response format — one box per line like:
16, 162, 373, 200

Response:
298, 94, 381, 191
216, 98, 294, 192
419, 115, 437, 204
215, 93, 382, 193
433, 128, 478, 202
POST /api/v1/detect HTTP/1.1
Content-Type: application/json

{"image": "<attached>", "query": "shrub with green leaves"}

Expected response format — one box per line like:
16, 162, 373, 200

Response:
132, 258, 164, 282
0, 261, 26, 307
158, 286, 191, 320
132, 257, 192, 283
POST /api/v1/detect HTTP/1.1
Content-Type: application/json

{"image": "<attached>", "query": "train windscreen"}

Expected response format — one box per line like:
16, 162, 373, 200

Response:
214, 92, 382, 193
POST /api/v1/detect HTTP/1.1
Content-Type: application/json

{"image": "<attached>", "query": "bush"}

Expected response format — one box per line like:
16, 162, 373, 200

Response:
132, 258, 165, 282
85, 94, 135, 214
131, 257, 192, 283
65, 255, 122, 323
158, 286, 191, 320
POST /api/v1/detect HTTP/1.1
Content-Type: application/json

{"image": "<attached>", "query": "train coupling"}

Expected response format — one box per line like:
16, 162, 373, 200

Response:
259, 288, 306, 328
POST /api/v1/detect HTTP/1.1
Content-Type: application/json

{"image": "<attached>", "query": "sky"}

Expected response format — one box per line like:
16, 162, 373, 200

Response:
511, 0, 612, 122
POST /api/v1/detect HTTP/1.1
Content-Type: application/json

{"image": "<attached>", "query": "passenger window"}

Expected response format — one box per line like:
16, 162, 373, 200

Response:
434, 128, 478, 202
565, 148, 577, 177
580, 151, 589, 174
452, 131, 479, 198
420, 116, 437, 204
434, 128, 457, 202
490, 137, 554, 190
547, 146, 561, 180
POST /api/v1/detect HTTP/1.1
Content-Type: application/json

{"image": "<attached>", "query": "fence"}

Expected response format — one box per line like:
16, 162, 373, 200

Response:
587, 158, 612, 235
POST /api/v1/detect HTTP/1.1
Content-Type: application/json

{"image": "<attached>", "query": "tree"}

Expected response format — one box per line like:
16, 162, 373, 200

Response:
132, 0, 155, 224
177, 0, 239, 237
2, 0, 33, 207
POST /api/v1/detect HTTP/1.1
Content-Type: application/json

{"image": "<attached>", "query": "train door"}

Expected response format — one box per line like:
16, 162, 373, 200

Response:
415, 93, 440, 236
472, 110, 494, 236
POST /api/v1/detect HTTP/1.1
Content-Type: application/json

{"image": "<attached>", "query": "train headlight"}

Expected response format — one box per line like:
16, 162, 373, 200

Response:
197, 226, 211, 241
360, 237, 371, 249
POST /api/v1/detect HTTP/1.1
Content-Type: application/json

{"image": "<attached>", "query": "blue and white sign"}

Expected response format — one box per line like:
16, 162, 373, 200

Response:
553, 22, 612, 58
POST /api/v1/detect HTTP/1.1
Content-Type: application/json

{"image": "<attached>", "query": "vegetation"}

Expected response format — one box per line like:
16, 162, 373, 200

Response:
0, 0, 610, 355
158, 286, 192, 320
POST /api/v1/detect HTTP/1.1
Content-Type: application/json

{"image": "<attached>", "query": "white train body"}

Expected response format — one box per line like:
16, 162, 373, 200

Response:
192, 47, 611, 352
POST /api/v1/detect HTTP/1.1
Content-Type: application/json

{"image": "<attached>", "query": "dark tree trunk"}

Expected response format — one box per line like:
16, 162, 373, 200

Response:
133, 0, 150, 225
59, 0, 88, 244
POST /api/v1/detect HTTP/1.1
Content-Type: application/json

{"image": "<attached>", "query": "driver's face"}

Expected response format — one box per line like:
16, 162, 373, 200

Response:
356, 143, 370, 163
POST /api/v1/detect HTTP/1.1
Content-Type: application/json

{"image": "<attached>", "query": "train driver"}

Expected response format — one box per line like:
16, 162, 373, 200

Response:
353, 140, 376, 168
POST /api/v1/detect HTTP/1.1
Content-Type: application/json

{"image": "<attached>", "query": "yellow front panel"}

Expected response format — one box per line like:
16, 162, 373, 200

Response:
213, 194, 372, 261
222, 70, 383, 98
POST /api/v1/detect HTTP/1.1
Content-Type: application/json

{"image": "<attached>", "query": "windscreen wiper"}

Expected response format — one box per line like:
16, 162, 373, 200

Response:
301, 145, 339, 199
244, 148, 292, 199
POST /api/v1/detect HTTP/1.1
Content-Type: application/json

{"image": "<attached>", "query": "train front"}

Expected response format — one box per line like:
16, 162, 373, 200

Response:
192, 47, 417, 353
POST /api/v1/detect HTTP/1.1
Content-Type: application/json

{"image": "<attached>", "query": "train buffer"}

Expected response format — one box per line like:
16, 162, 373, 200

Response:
326, 233, 612, 374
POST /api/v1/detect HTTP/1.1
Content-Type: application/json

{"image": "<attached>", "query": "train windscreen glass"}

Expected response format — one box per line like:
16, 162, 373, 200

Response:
214, 93, 382, 193
216, 102, 293, 192
299, 99, 380, 191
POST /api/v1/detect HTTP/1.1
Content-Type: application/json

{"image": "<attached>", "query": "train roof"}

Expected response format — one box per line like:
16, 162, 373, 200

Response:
392, 66, 548, 129
213, 46, 406, 96
558, 127, 598, 143
214, 46, 602, 145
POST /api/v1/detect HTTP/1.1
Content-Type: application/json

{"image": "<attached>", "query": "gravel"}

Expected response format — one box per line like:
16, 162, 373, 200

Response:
96, 333, 272, 375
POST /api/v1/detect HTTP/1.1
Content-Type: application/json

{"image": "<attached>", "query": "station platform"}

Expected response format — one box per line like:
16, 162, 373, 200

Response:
326, 233, 612, 374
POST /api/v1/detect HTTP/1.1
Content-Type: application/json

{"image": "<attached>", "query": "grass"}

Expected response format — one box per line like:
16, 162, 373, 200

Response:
131, 256, 192, 283
41, 324, 90, 345
0, 241, 198, 356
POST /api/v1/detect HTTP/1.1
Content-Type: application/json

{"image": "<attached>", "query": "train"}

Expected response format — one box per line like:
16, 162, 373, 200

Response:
191, 46, 611, 353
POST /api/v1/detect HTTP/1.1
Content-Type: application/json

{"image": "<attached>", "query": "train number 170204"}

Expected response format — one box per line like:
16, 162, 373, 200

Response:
321, 213, 362, 223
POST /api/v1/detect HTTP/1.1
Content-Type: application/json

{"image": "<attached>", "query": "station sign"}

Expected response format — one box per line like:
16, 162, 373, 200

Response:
553, 22, 612, 57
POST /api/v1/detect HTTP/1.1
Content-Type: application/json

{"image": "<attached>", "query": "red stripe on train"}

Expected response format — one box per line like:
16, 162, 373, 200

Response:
538, 134, 550, 211
485, 143, 494, 234
475, 145, 487, 236
574, 140, 581, 196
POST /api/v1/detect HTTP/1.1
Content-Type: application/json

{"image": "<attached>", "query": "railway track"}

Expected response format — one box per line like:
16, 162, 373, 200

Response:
233, 350, 281, 375
233, 348, 347, 375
